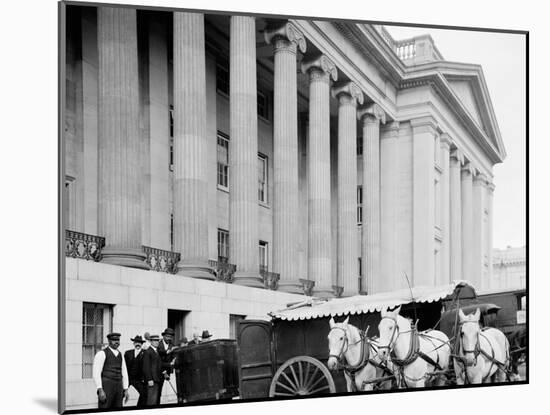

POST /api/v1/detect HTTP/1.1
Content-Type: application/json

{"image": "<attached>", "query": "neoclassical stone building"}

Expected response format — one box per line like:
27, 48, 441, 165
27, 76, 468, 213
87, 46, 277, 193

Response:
63, 3, 505, 409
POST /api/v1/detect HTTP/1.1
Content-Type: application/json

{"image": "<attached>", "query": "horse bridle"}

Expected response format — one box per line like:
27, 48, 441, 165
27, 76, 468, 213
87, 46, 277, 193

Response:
328, 326, 350, 362
458, 320, 481, 366
377, 316, 401, 353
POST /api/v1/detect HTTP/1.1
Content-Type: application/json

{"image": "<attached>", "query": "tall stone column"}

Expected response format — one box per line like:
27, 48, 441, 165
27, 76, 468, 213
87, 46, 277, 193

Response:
449, 149, 463, 281
411, 117, 437, 286
98, 7, 148, 269
461, 163, 474, 285
173, 12, 212, 279
440, 133, 451, 283
265, 23, 306, 293
472, 172, 487, 289
301, 55, 338, 296
357, 104, 386, 294
332, 82, 363, 296
486, 181, 495, 288
230, 16, 262, 287
379, 121, 400, 293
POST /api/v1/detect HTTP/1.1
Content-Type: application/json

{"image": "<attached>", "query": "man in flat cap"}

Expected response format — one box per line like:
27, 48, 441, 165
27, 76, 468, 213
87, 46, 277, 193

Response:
92, 332, 130, 409
143, 334, 163, 405
124, 335, 147, 407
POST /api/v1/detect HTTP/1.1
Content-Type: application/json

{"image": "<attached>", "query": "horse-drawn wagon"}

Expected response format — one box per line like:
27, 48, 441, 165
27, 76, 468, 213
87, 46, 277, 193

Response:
172, 280, 525, 403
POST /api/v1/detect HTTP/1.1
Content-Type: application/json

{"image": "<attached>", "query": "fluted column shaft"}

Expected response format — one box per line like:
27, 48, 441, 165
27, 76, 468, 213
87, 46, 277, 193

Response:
359, 105, 385, 294
173, 12, 212, 278
333, 84, 363, 296
440, 135, 451, 283
98, 7, 147, 269
450, 150, 462, 281
486, 182, 495, 288
229, 16, 261, 287
302, 55, 337, 296
411, 117, 436, 286
472, 173, 486, 288
265, 23, 305, 292
461, 164, 474, 284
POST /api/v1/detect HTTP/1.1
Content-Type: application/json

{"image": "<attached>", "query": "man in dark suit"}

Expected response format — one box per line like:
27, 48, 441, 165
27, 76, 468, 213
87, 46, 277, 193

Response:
124, 335, 146, 407
143, 334, 163, 406
158, 327, 175, 399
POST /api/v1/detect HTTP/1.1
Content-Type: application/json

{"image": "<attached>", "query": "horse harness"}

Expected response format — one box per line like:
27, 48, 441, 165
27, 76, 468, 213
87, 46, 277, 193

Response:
379, 316, 449, 387
328, 326, 394, 392
455, 321, 510, 383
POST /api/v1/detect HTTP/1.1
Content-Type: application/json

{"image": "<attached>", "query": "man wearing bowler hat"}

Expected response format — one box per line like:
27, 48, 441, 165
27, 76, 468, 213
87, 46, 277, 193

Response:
92, 332, 130, 409
143, 334, 163, 405
124, 335, 147, 407
201, 330, 213, 342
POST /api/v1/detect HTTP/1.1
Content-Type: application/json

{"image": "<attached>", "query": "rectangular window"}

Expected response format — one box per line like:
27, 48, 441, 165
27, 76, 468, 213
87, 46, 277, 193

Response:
216, 57, 230, 96
259, 241, 268, 271
257, 90, 269, 120
357, 136, 363, 156
170, 213, 174, 252
229, 314, 246, 340
217, 228, 229, 262
169, 105, 174, 138
217, 132, 229, 189
258, 154, 268, 203
357, 185, 363, 225
82, 302, 113, 378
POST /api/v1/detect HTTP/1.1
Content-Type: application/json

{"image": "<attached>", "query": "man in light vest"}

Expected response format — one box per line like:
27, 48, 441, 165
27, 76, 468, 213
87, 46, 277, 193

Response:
92, 332, 130, 408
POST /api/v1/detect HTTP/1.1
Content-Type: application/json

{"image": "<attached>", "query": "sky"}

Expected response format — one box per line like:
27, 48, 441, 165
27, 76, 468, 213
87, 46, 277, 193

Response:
386, 26, 526, 250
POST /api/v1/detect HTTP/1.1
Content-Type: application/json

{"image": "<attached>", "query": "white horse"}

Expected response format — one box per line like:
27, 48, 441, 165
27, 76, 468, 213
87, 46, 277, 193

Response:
377, 306, 451, 388
327, 317, 394, 392
454, 308, 510, 384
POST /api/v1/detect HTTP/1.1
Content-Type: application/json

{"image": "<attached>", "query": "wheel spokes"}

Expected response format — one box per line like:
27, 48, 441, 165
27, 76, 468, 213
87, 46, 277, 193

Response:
303, 365, 320, 391
280, 371, 298, 392
275, 378, 299, 395
308, 385, 330, 395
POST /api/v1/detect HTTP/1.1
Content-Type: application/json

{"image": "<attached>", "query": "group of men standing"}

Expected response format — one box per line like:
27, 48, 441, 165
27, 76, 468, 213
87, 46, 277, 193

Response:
92, 328, 211, 409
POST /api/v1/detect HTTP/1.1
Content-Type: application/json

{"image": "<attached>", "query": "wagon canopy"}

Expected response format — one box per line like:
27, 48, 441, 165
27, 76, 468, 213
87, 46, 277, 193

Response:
269, 280, 476, 321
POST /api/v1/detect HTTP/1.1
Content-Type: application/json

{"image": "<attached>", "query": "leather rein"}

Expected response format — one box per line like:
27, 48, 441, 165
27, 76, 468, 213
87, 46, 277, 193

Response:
379, 316, 446, 386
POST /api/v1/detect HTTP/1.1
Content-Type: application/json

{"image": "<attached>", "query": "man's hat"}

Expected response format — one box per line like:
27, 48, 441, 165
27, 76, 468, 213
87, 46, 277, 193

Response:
106, 332, 121, 340
131, 335, 145, 343
201, 330, 213, 339
181, 337, 188, 344
149, 334, 160, 341
162, 328, 175, 336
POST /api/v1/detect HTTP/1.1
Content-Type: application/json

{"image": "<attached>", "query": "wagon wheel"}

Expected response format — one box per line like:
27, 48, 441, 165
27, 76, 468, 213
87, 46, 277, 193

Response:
269, 356, 336, 397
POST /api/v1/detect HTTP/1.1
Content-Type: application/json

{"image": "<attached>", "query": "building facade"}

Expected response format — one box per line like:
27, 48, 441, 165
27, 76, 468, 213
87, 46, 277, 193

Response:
63, 4, 505, 410
490, 246, 526, 290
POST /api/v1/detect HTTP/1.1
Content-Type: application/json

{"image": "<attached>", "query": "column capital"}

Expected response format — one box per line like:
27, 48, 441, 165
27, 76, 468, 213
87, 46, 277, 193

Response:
440, 132, 452, 150
264, 22, 306, 54
487, 181, 496, 192
332, 285, 344, 298
450, 148, 465, 164
473, 172, 488, 185
331, 81, 364, 106
358, 103, 387, 125
380, 121, 400, 139
301, 54, 338, 83
461, 162, 476, 176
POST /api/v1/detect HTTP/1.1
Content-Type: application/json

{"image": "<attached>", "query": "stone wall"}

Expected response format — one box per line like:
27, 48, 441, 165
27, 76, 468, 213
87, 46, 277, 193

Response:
64, 258, 306, 410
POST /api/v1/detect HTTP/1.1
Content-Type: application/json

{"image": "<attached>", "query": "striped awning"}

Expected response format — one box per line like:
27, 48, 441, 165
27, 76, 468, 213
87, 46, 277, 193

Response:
269, 280, 476, 321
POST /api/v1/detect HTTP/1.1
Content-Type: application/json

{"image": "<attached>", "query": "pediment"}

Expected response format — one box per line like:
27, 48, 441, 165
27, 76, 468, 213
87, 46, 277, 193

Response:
447, 78, 484, 129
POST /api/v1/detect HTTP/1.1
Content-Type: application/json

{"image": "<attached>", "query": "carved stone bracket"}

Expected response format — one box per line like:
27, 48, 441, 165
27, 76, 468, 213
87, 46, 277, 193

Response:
332, 285, 344, 298
301, 54, 338, 83
299, 279, 315, 296
264, 22, 307, 53
65, 230, 105, 261
440, 132, 452, 149
450, 148, 465, 164
358, 102, 387, 125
